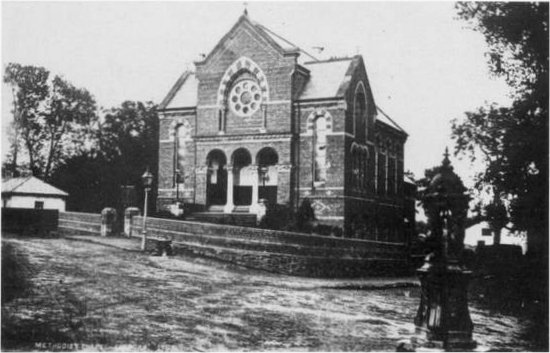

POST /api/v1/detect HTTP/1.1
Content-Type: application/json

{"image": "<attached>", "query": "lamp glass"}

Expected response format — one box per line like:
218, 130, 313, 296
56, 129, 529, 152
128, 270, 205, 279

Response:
142, 170, 154, 187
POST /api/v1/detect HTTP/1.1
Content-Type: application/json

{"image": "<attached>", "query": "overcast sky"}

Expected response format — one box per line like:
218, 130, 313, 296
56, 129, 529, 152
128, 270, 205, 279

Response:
2, 1, 512, 186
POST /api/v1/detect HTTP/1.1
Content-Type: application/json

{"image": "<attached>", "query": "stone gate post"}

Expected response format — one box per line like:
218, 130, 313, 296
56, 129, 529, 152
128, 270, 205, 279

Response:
101, 207, 117, 237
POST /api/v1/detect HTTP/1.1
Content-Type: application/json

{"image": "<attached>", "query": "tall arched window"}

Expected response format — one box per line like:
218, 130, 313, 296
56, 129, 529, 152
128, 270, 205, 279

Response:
174, 124, 189, 187
314, 115, 327, 183
353, 83, 367, 138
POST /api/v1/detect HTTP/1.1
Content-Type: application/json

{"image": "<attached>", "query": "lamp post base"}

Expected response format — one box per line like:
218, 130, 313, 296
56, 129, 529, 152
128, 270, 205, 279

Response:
141, 230, 147, 251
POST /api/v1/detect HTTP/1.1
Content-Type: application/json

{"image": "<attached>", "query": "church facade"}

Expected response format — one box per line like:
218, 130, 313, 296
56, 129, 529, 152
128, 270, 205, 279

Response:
157, 13, 412, 241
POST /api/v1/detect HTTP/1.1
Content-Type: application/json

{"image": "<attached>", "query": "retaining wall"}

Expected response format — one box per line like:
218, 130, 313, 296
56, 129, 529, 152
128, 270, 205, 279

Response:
131, 216, 409, 277
58, 211, 102, 236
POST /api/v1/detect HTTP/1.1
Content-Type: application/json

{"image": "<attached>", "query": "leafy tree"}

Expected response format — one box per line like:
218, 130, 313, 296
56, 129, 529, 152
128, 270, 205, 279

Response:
3, 64, 49, 177
3, 63, 98, 180
484, 195, 508, 245
452, 3, 548, 256
99, 101, 159, 186
50, 101, 159, 213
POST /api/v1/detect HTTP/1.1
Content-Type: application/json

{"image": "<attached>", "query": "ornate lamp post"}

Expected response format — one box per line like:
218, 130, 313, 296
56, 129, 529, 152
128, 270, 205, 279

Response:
414, 149, 476, 350
141, 168, 154, 251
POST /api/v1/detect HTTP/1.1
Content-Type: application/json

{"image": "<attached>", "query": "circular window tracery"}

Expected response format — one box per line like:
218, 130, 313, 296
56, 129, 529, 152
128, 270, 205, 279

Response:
229, 79, 262, 117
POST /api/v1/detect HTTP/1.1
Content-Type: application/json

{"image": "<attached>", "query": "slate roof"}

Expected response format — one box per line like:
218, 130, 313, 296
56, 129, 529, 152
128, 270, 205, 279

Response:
159, 71, 198, 110
376, 106, 407, 135
158, 15, 406, 137
299, 58, 355, 100
252, 22, 318, 63
2, 177, 68, 197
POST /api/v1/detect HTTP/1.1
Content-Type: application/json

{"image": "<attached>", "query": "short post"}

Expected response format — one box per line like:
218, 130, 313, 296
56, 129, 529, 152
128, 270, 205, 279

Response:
412, 149, 476, 350
124, 207, 141, 238
101, 208, 117, 237
141, 168, 154, 251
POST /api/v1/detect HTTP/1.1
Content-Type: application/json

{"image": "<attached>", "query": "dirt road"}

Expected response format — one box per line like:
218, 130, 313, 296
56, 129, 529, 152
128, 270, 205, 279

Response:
1, 236, 533, 351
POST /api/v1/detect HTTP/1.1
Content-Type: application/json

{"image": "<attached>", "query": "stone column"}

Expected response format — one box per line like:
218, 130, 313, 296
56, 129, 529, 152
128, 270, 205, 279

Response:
195, 165, 208, 206
101, 207, 117, 237
124, 207, 141, 238
249, 165, 260, 213
224, 165, 234, 213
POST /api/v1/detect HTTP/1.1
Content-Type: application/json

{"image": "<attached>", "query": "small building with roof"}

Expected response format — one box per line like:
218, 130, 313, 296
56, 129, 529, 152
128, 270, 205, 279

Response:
157, 12, 410, 240
2, 176, 68, 211
464, 221, 528, 254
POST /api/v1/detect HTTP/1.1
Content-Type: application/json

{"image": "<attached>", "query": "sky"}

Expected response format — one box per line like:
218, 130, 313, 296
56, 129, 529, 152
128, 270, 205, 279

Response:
1, 1, 513, 187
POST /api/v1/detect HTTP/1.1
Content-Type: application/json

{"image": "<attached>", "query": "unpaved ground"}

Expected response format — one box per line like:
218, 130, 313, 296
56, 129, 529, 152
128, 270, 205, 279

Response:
1, 236, 535, 351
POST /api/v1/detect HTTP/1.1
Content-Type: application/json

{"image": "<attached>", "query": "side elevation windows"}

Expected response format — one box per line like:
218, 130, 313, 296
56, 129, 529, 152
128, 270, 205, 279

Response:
314, 115, 328, 183
353, 82, 367, 140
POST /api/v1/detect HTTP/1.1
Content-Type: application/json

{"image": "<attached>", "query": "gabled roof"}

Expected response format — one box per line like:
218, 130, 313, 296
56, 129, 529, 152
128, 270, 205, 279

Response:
159, 71, 198, 110
252, 22, 318, 63
298, 57, 356, 100
2, 176, 68, 197
195, 13, 317, 67
376, 106, 407, 136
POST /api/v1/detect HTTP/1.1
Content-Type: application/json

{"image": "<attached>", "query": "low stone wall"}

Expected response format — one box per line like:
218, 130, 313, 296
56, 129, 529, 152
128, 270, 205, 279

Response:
58, 212, 101, 236
131, 216, 409, 277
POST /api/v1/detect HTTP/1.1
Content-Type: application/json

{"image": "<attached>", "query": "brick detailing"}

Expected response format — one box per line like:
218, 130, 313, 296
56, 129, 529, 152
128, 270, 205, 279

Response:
130, 216, 409, 277
217, 56, 269, 106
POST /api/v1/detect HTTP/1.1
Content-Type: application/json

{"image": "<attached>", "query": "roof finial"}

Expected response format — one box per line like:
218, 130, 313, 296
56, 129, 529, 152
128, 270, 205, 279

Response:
243, 2, 248, 16
442, 147, 451, 168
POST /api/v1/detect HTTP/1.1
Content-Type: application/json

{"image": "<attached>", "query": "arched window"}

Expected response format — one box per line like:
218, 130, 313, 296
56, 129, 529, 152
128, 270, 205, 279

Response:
361, 148, 368, 191
314, 115, 327, 183
353, 83, 367, 138
174, 123, 190, 186
377, 140, 386, 196
351, 145, 358, 190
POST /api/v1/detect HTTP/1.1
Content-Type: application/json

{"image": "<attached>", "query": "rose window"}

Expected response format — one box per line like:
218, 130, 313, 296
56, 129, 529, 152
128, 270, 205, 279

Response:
229, 80, 262, 117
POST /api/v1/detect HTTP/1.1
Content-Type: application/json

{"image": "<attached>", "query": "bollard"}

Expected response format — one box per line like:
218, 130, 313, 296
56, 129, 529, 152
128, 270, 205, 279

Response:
124, 207, 141, 238
101, 208, 117, 237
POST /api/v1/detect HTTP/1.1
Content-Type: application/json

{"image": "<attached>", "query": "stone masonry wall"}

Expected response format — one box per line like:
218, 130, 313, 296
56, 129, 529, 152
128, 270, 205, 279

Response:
58, 212, 102, 236
132, 216, 409, 277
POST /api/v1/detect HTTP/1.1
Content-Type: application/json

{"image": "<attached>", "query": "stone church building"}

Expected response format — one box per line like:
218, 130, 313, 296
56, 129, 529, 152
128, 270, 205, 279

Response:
157, 12, 412, 241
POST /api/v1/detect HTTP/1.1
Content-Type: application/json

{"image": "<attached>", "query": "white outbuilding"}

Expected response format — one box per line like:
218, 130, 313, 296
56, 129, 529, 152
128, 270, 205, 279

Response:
2, 176, 68, 211
464, 221, 527, 254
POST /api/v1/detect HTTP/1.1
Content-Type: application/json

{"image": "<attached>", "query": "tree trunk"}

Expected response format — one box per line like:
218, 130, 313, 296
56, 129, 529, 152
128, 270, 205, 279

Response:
494, 227, 502, 245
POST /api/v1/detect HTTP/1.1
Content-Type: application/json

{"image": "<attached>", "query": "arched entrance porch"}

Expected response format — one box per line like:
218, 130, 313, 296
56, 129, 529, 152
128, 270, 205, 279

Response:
231, 148, 253, 206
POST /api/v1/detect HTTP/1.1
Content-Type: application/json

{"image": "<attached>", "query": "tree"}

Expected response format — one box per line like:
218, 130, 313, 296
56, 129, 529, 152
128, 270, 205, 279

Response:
50, 101, 159, 213
3, 64, 49, 177
3, 63, 97, 180
484, 195, 508, 245
452, 3, 549, 256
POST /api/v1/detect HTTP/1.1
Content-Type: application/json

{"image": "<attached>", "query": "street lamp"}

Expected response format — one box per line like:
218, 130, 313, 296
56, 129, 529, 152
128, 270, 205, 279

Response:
141, 167, 154, 251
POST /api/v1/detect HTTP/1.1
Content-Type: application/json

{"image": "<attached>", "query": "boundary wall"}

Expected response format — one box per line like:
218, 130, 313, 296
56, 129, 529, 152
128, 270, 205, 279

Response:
58, 212, 101, 236
130, 216, 409, 277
